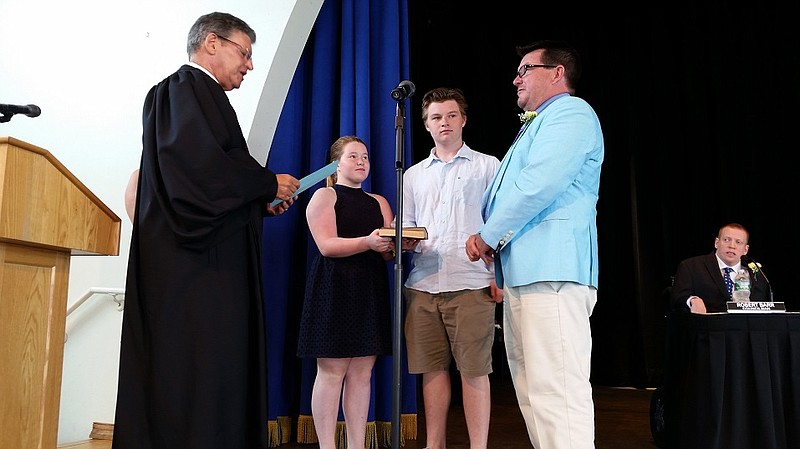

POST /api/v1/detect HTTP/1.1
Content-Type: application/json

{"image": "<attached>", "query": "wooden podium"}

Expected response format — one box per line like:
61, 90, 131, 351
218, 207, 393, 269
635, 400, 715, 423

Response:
0, 136, 121, 449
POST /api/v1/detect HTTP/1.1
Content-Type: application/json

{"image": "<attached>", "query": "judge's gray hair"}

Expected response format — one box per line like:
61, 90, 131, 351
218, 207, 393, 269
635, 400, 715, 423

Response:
186, 12, 256, 57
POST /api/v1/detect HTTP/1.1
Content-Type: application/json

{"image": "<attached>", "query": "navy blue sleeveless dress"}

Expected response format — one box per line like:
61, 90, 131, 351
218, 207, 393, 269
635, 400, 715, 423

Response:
297, 184, 392, 358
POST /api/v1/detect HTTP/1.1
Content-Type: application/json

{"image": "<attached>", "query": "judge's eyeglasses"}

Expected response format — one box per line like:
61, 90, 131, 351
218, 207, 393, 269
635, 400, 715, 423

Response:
217, 35, 252, 61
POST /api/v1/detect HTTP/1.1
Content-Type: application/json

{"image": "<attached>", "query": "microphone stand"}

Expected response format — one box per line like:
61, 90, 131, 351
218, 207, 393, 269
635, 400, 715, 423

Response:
390, 99, 407, 449
745, 256, 775, 302
761, 269, 774, 302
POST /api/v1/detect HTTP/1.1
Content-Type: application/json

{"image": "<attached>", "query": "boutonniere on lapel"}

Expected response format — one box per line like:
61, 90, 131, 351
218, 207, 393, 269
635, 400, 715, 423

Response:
746, 260, 762, 281
518, 110, 537, 124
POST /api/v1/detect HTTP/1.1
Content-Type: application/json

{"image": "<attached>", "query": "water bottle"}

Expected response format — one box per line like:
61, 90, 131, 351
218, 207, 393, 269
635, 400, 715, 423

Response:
732, 269, 751, 302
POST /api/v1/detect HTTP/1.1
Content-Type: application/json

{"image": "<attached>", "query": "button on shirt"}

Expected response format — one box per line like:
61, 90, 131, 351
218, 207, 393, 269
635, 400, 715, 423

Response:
402, 144, 500, 293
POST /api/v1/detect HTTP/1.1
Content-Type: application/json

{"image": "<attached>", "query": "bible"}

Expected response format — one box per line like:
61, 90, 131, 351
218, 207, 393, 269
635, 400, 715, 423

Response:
378, 227, 428, 240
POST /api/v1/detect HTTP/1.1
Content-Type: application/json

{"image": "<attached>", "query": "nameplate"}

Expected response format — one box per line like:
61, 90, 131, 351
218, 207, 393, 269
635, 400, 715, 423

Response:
726, 301, 786, 313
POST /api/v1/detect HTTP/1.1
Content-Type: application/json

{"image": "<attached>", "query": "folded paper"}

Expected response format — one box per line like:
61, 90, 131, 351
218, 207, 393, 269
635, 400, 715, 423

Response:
270, 160, 338, 206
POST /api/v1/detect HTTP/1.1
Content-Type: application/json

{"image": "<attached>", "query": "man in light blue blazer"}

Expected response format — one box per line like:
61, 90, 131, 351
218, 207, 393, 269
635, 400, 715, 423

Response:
467, 40, 604, 449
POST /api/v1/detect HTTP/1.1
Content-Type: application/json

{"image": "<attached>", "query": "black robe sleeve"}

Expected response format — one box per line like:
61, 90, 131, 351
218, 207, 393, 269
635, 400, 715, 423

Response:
138, 65, 278, 250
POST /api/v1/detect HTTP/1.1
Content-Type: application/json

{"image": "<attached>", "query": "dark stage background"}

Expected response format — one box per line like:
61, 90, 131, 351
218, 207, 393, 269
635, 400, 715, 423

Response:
405, 2, 799, 387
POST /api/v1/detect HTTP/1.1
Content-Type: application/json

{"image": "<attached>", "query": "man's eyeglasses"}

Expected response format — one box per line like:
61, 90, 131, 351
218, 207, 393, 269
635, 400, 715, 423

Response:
217, 34, 252, 61
516, 64, 557, 78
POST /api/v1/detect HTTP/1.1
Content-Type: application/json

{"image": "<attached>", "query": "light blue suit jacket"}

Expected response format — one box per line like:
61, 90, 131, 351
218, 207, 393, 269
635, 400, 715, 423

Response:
481, 94, 604, 289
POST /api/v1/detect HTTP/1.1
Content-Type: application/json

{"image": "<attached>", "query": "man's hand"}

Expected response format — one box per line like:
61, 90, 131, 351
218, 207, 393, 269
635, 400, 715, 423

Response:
466, 233, 495, 266
490, 280, 504, 303
275, 174, 300, 202
689, 296, 707, 314
267, 197, 295, 216
401, 237, 421, 252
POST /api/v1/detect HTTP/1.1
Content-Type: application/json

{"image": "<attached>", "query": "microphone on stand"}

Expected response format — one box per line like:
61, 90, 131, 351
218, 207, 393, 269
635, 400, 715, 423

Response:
388, 77, 415, 449
390, 80, 415, 101
0, 103, 42, 123
742, 255, 774, 302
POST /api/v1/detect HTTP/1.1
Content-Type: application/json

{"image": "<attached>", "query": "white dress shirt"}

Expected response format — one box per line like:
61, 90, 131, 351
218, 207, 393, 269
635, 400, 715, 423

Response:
402, 144, 499, 293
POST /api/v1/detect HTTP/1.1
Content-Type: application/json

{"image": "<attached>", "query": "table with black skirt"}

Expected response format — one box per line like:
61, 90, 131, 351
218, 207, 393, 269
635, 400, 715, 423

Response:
662, 311, 800, 449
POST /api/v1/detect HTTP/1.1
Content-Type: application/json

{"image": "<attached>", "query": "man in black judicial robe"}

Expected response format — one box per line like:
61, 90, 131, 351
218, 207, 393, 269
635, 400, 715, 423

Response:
112, 12, 300, 449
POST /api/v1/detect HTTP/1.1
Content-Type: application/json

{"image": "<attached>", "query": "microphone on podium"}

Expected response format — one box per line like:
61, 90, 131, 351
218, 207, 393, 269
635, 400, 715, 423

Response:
390, 80, 415, 101
0, 103, 42, 123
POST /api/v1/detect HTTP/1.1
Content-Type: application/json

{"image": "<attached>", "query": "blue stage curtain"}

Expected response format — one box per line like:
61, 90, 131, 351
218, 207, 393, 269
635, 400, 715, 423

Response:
260, 1, 416, 447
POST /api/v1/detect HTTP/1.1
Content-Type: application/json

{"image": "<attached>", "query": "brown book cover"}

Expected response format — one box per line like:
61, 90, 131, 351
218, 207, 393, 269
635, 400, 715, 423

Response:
378, 226, 428, 240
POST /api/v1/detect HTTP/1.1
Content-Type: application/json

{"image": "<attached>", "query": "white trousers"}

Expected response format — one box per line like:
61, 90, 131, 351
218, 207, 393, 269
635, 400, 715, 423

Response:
503, 281, 597, 449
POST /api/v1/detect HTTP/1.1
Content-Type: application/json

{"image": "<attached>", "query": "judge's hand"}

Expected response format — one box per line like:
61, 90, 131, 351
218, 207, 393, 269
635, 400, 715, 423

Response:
267, 197, 295, 216
275, 174, 300, 201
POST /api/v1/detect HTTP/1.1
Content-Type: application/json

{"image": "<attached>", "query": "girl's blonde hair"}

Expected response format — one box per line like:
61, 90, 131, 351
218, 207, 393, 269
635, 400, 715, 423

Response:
325, 135, 366, 187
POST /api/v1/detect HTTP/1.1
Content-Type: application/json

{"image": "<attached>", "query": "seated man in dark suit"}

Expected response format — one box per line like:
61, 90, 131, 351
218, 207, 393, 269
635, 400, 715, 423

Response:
670, 222, 769, 313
